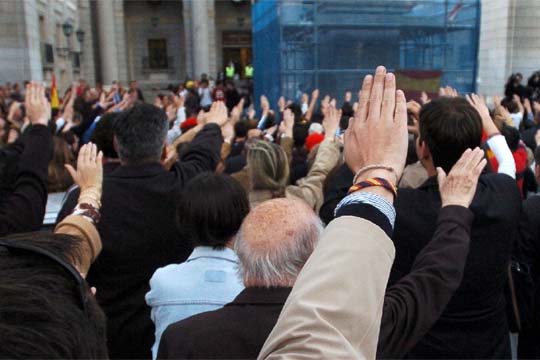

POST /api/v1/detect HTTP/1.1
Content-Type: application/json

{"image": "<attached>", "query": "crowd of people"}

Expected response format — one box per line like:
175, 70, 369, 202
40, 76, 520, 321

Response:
1, 66, 540, 359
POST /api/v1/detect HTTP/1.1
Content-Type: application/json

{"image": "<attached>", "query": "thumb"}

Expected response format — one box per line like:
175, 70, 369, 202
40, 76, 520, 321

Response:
436, 167, 446, 187
65, 164, 77, 182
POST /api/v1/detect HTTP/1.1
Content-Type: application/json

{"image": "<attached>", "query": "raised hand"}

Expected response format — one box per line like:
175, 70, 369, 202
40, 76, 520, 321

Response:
438, 148, 486, 208
344, 66, 408, 187
221, 120, 235, 143
25, 82, 50, 126
466, 93, 498, 136
279, 108, 295, 138
261, 95, 270, 114
323, 103, 341, 141
420, 91, 431, 105
345, 91, 352, 103
206, 101, 228, 127
65, 143, 103, 193
439, 86, 459, 98
311, 88, 320, 100
231, 98, 245, 123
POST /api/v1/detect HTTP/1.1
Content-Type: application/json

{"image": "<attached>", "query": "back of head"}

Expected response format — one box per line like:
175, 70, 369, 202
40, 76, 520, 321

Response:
246, 140, 289, 192
0, 233, 107, 358
234, 121, 248, 138
419, 97, 482, 173
90, 112, 119, 159
235, 198, 322, 287
177, 173, 250, 249
286, 103, 302, 123
114, 103, 168, 164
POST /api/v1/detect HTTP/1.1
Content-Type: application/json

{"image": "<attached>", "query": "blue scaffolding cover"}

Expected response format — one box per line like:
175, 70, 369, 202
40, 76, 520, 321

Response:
252, 0, 480, 107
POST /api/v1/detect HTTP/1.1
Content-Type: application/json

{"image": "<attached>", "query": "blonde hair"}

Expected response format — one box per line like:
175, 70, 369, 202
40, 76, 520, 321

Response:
246, 140, 289, 194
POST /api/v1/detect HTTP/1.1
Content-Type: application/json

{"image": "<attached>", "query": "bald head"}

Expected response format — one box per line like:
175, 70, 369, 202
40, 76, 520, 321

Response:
235, 198, 323, 288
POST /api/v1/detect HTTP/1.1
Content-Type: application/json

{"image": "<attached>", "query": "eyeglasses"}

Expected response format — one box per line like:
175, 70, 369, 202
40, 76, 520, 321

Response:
0, 239, 90, 315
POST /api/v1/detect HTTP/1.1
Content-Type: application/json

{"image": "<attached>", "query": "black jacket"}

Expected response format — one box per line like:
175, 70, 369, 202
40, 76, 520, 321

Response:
158, 287, 291, 359
517, 195, 540, 358
395, 174, 521, 359
0, 125, 52, 236
87, 124, 222, 359
321, 172, 521, 358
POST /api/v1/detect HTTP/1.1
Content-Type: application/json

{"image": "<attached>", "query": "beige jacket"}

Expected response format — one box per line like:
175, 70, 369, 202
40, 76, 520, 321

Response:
258, 216, 395, 360
55, 215, 102, 274
247, 139, 340, 209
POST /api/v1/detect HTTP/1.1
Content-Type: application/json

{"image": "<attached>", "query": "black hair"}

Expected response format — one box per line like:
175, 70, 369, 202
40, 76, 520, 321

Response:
500, 123, 520, 151
234, 121, 248, 138
114, 103, 168, 164
176, 173, 249, 249
286, 103, 303, 123
419, 97, 483, 173
0, 232, 107, 358
501, 97, 519, 114
293, 123, 310, 147
90, 112, 119, 159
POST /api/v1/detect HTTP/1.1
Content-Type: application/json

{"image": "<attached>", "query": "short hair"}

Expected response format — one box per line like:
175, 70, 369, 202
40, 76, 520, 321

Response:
177, 173, 249, 249
114, 103, 168, 164
234, 199, 322, 288
501, 97, 519, 114
0, 232, 107, 358
246, 140, 289, 193
90, 113, 119, 159
419, 97, 483, 173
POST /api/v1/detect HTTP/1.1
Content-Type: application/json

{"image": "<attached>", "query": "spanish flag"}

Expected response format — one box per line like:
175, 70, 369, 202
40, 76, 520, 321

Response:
395, 70, 442, 102
51, 74, 59, 109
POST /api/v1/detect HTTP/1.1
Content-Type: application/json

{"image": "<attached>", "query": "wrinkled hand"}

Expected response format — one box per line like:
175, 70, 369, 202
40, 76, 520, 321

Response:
438, 148, 486, 208
65, 143, 103, 192
344, 66, 408, 185
206, 101, 228, 127
466, 93, 498, 136
25, 82, 50, 126
323, 103, 341, 140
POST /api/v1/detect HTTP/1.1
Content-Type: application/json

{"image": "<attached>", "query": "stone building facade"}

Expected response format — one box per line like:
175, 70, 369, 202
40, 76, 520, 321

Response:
1, 0, 539, 97
0, 0, 95, 90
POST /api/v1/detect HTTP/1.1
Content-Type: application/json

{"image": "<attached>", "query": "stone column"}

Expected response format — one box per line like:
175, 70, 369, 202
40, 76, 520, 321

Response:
78, 0, 96, 85
96, 0, 118, 83
191, 0, 211, 78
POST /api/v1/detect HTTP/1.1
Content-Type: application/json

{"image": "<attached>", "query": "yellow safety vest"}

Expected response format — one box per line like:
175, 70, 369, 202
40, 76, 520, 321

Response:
245, 65, 254, 78
226, 66, 235, 78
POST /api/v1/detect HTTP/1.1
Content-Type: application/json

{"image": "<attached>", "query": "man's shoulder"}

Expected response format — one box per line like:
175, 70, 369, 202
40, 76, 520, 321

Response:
162, 306, 228, 340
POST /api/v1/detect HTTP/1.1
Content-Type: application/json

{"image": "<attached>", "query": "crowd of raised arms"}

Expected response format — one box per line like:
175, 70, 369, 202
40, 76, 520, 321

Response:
1, 66, 540, 359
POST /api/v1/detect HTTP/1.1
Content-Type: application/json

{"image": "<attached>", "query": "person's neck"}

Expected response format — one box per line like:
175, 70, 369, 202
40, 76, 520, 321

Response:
421, 157, 437, 177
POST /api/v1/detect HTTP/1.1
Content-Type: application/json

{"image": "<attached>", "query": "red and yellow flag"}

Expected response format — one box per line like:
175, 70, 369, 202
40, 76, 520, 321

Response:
51, 74, 59, 109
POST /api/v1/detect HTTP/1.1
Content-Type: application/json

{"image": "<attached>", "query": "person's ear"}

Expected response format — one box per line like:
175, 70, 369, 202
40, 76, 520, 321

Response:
416, 137, 430, 160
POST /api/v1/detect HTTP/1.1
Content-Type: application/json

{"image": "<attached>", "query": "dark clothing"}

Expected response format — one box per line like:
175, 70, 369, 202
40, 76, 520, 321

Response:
378, 206, 474, 358
225, 88, 240, 111
56, 162, 121, 223
0, 125, 52, 236
319, 163, 353, 225
517, 195, 540, 358
395, 175, 520, 359
88, 124, 222, 359
321, 173, 521, 358
158, 287, 291, 359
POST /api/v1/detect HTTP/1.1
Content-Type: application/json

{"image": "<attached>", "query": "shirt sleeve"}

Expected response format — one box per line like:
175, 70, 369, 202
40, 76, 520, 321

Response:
487, 134, 516, 179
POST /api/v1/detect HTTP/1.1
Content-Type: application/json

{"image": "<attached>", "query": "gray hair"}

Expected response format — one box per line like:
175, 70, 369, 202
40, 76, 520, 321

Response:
234, 214, 323, 288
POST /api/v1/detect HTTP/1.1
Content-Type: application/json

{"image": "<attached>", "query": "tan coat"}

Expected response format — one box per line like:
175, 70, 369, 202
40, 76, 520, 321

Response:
258, 216, 395, 359
247, 139, 341, 210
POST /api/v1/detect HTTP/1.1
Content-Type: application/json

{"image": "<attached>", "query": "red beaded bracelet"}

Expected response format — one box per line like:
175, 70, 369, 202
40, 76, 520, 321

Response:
348, 177, 398, 197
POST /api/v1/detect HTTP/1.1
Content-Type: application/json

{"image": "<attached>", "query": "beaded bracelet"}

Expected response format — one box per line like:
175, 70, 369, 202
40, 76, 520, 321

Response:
348, 177, 398, 197
72, 203, 102, 225
352, 165, 396, 185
